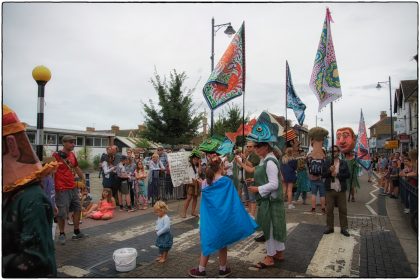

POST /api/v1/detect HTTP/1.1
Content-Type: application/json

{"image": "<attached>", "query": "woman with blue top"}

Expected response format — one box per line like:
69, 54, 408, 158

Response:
280, 147, 298, 209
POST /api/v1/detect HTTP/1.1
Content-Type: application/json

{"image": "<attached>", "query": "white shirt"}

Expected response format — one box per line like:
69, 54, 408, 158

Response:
258, 153, 279, 199
331, 158, 341, 192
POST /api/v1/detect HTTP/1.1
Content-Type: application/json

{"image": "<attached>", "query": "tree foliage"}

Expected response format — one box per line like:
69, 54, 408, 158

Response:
141, 70, 202, 146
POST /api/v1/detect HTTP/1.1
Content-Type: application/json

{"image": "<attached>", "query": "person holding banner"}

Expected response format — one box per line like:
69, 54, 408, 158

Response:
181, 150, 202, 218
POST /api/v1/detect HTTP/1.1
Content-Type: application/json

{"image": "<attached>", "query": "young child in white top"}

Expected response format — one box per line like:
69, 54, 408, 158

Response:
154, 201, 173, 263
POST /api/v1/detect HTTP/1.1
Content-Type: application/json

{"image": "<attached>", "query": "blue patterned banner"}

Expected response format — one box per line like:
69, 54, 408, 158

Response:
286, 61, 306, 126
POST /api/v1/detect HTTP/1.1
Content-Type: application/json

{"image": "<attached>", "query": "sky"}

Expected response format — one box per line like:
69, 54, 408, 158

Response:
3, 2, 418, 138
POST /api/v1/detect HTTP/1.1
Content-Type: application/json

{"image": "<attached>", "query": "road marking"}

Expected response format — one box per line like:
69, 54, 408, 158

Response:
108, 215, 194, 241
57, 265, 89, 277
306, 227, 359, 277
230, 223, 299, 265
365, 178, 379, 215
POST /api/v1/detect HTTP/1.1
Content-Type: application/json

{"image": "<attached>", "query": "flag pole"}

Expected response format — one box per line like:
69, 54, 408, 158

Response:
330, 102, 335, 183
285, 61, 288, 142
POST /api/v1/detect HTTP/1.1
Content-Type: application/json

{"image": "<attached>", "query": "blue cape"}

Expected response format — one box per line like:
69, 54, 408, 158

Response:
200, 176, 257, 256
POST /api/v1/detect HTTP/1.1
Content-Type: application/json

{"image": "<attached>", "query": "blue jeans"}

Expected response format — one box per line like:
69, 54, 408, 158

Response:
310, 179, 326, 197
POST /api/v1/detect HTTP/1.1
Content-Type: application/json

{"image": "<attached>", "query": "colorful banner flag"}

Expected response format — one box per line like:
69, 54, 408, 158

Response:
309, 8, 342, 111
355, 109, 372, 170
225, 118, 256, 143
286, 61, 306, 126
203, 22, 245, 110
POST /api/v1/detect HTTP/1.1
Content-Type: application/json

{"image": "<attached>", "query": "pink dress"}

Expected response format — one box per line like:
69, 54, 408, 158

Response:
91, 200, 114, 219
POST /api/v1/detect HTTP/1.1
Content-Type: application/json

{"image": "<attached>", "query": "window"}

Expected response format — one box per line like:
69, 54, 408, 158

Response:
45, 134, 57, 145
94, 138, 101, 147
102, 138, 109, 147
76, 136, 84, 146
26, 131, 36, 144
86, 137, 94, 147
409, 104, 412, 131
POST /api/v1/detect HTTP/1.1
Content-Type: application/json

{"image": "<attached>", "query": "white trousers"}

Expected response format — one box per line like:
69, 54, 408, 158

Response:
266, 222, 285, 256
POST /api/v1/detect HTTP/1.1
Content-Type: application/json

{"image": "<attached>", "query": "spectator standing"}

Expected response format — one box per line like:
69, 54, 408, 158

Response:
294, 150, 311, 205
125, 155, 137, 209
2, 105, 57, 277
117, 156, 134, 212
182, 150, 202, 218
53, 135, 87, 245
242, 141, 261, 218
323, 146, 351, 237
149, 153, 165, 206
281, 147, 298, 209
134, 161, 148, 210
102, 155, 117, 189
389, 160, 400, 199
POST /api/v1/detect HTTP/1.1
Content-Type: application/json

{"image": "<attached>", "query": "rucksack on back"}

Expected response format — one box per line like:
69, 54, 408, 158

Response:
308, 158, 323, 176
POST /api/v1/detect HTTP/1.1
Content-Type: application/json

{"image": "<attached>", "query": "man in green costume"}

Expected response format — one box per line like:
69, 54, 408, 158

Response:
2, 105, 57, 277
336, 127, 360, 202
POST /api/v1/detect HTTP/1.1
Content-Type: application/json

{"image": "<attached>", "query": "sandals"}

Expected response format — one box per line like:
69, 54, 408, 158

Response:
254, 256, 275, 269
321, 208, 326, 214
191, 213, 199, 217
351, 197, 355, 202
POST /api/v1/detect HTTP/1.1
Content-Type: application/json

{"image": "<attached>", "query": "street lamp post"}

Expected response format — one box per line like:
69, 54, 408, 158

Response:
376, 76, 393, 140
32, 65, 51, 161
210, 17, 236, 136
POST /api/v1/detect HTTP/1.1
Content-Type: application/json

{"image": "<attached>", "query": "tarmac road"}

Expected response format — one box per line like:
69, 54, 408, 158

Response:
55, 173, 417, 278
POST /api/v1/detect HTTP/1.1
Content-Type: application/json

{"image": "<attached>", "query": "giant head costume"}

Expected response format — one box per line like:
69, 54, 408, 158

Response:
3, 105, 58, 192
336, 127, 356, 159
308, 127, 329, 157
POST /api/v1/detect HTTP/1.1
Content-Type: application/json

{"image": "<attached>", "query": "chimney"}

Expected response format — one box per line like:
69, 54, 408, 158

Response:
86, 127, 95, 132
138, 124, 145, 132
380, 111, 387, 120
111, 125, 120, 134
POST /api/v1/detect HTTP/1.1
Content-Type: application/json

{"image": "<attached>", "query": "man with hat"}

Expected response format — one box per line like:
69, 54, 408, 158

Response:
3, 105, 57, 277
53, 135, 87, 245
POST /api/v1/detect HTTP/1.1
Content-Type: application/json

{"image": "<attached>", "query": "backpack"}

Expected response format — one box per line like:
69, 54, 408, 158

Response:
307, 157, 324, 176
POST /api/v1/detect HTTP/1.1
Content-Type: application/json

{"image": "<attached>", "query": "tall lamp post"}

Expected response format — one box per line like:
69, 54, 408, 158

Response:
210, 17, 236, 136
32, 65, 51, 161
376, 76, 393, 140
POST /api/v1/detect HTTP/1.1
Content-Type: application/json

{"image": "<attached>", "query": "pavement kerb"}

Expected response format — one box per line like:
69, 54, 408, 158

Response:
374, 171, 418, 276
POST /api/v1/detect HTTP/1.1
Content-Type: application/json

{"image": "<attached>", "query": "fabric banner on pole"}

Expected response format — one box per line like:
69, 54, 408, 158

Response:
203, 22, 245, 110
309, 8, 342, 111
286, 61, 306, 125
355, 109, 372, 170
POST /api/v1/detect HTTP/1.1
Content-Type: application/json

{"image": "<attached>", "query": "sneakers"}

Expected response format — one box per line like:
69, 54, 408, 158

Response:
288, 204, 295, 209
219, 267, 232, 277
404, 208, 410, 214
188, 268, 206, 278
68, 219, 74, 225
323, 228, 334, 235
340, 228, 350, 237
72, 232, 88, 240
58, 234, 66, 245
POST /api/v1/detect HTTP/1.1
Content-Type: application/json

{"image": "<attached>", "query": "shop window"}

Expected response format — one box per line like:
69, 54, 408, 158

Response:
86, 137, 94, 147
76, 137, 84, 146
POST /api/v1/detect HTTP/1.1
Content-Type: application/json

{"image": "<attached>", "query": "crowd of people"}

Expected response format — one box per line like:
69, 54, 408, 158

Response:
376, 150, 418, 215
3, 104, 418, 277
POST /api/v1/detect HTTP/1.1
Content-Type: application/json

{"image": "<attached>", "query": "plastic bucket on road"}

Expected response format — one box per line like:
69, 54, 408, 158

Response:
113, 248, 137, 272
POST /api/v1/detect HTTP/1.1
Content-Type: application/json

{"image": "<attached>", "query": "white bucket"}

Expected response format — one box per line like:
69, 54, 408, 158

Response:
113, 248, 138, 272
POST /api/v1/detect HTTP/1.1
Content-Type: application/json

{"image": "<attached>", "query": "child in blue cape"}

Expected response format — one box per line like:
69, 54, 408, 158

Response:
188, 155, 257, 277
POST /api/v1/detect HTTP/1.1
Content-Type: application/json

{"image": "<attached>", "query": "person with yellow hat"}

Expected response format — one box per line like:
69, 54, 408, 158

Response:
2, 105, 57, 277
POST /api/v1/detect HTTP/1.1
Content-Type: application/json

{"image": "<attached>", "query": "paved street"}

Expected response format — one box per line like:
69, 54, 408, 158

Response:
55, 173, 417, 278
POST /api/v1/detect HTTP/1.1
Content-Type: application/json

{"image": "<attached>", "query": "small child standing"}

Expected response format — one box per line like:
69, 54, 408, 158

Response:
154, 201, 173, 263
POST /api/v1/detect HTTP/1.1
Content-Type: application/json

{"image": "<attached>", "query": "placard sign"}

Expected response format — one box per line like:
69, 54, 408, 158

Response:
167, 152, 192, 187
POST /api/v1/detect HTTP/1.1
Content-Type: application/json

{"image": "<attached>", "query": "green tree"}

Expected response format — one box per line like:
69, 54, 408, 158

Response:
141, 70, 201, 146
135, 138, 151, 149
214, 104, 249, 145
